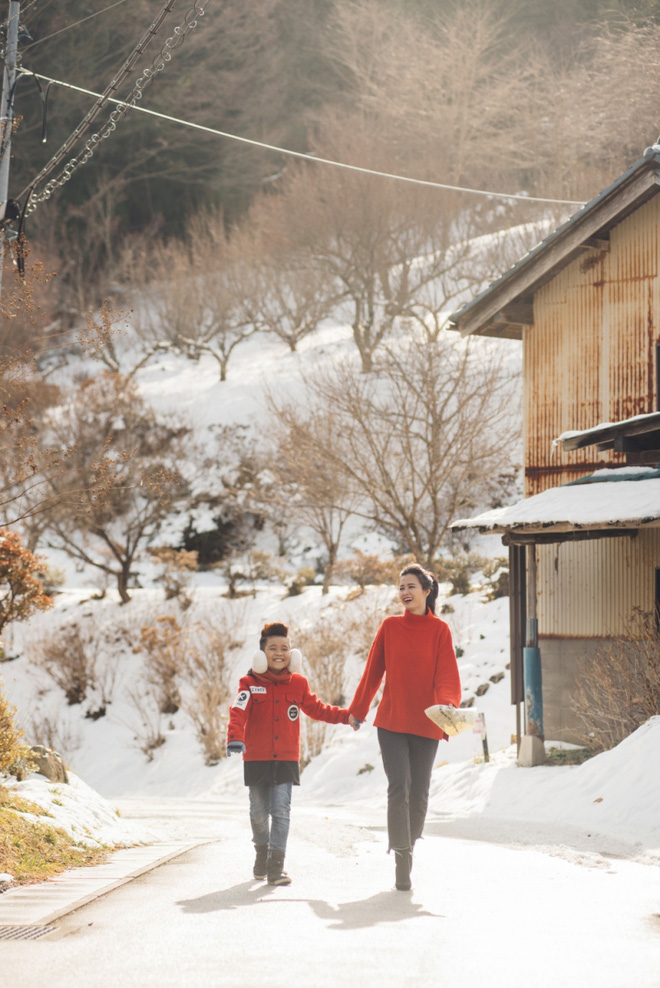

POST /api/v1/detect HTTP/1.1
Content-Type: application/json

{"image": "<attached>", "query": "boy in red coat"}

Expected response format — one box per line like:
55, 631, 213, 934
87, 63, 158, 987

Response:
227, 621, 358, 885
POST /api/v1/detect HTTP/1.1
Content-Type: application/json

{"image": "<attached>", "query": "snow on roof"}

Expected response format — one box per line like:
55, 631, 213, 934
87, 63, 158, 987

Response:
554, 410, 660, 446
566, 466, 660, 484
451, 476, 660, 534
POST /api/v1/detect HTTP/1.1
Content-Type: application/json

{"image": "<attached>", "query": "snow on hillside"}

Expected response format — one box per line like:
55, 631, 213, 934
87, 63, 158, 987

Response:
4, 232, 659, 858
2, 578, 510, 798
3, 579, 660, 858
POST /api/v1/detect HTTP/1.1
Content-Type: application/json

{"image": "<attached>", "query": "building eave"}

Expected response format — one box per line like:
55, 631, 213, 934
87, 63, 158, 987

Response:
448, 150, 660, 339
450, 475, 660, 544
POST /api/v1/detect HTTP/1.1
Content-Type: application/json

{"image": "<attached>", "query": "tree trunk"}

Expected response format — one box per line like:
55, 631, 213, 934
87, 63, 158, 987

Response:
117, 565, 132, 604
322, 543, 338, 595
359, 347, 373, 373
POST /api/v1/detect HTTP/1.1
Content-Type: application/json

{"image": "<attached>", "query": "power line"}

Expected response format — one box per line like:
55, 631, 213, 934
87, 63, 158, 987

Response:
16, 1, 205, 212
16, 68, 588, 208
22, 0, 131, 52
19, 0, 47, 20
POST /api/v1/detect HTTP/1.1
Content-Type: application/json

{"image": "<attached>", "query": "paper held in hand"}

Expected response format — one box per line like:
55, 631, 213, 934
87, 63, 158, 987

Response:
424, 704, 480, 736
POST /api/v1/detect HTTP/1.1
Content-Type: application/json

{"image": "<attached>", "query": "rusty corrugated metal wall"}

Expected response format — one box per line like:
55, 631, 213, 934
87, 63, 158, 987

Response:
536, 529, 660, 637
524, 195, 660, 496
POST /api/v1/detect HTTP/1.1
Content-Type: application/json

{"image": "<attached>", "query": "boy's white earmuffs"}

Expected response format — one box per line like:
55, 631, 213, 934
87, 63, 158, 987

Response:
251, 648, 302, 674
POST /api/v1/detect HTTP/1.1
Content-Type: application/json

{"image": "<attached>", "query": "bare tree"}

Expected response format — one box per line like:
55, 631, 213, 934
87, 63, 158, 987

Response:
38, 373, 190, 603
249, 257, 337, 353
237, 194, 339, 352
271, 112, 496, 372
322, 2, 544, 192
261, 409, 360, 593
0, 248, 79, 533
269, 333, 520, 568
128, 215, 256, 382
77, 299, 168, 383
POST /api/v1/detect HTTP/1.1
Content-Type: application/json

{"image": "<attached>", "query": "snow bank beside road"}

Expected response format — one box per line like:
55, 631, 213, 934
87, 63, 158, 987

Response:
4, 772, 157, 847
426, 717, 660, 845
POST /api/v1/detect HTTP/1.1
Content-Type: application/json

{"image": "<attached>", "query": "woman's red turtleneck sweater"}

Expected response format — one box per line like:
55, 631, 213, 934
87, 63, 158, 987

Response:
348, 608, 462, 740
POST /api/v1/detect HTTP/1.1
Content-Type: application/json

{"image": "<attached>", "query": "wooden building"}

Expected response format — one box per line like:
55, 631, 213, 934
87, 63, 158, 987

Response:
449, 149, 660, 747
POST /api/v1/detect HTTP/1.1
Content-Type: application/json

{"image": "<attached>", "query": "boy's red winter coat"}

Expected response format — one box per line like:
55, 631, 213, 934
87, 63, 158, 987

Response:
228, 672, 350, 762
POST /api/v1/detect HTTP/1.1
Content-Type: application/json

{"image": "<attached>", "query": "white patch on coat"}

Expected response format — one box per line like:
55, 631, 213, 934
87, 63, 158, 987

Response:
287, 704, 299, 722
232, 690, 250, 710
250, 686, 267, 694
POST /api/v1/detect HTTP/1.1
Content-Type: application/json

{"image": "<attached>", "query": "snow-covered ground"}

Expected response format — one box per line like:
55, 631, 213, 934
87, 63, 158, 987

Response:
2, 260, 659, 875
2, 580, 659, 865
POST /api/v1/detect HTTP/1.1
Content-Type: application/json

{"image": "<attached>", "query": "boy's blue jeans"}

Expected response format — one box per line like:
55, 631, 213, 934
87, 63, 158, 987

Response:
249, 783, 292, 853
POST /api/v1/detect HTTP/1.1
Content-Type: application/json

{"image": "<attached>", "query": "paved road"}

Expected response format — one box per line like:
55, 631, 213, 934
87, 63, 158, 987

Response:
4, 799, 660, 988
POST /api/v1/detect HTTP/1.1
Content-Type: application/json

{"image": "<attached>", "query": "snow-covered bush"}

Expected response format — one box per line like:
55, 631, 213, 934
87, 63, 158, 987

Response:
150, 548, 199, 606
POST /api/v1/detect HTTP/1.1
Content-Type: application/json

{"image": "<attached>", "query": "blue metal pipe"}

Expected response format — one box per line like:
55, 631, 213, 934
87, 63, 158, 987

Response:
523, 645, 544, 738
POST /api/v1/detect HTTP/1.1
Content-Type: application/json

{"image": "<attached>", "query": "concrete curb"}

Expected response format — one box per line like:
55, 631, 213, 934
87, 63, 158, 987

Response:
0, 840, 208, 927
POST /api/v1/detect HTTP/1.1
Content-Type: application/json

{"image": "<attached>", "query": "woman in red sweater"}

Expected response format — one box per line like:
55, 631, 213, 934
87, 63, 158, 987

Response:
348, 563, 461, 891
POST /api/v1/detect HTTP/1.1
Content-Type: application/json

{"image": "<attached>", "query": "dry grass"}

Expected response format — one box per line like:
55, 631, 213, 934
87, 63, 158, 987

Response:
27, 712, 81, 765
291, 591, 395, 767
125, 689, 166, 762
182, 618, 242, 765
0, 676, 35, 776
130, 610, 244, 764
0, 786, 107, 884
24, 623, 100, 706
571, 618, 660, 752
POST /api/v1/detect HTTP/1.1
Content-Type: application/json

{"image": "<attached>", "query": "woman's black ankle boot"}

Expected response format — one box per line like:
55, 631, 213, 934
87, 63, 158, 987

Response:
394, 847, 413, 891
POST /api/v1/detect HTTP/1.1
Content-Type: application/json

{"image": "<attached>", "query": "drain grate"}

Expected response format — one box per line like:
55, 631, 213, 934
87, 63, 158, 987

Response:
0, 925, 57, 941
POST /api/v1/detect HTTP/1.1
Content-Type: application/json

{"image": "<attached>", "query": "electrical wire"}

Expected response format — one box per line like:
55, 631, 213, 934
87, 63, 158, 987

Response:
14, 0, 188, 206
22, 0, 131, 52
20, 0, 49, 21
16, 67, 588, 207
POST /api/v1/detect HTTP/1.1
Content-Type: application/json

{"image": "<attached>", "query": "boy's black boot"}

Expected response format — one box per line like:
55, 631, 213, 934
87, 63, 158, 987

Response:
394, 847, 413, 891
267, 849, 292, 886
253, 844, 268, 880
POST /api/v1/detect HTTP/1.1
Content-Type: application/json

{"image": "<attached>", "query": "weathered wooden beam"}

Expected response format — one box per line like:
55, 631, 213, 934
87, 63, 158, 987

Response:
561, 412, 660, 450
614, 431, 660, 452
495, 302, 534, 326
582, 236, 610, 251
503, 528, 638, 545
624, 451, 660, 465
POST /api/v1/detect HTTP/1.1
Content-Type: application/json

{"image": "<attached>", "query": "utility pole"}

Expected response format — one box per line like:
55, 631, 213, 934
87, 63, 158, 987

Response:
0, 0, 20, 297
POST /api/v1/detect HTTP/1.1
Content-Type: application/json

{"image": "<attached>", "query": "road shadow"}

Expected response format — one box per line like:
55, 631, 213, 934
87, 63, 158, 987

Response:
177, 884, 443, 930
176, 880, 279, 913
303, 891, 442, 930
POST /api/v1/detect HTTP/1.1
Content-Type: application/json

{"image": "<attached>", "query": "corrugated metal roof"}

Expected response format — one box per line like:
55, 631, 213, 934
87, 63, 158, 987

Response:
449, 149, 660, 337
451, 474, 660, 536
